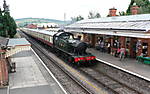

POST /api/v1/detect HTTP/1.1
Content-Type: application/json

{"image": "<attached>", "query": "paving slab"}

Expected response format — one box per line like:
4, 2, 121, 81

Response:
0, 88, 7, 94
10, 85, 56, 94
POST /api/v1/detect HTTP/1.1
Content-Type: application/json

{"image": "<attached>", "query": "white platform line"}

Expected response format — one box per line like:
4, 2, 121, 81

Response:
96, 58, 150, 81
7, 86, 9, 94
31, 48, 68, 94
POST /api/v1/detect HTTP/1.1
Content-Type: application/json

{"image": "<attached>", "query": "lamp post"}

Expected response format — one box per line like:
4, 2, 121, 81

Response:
3, 0, 9, 12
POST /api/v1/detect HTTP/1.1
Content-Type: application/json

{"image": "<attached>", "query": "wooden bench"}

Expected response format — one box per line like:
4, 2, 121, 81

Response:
0, 59, 8, 87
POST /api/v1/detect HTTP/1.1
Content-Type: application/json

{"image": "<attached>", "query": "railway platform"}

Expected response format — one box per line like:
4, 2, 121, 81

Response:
87, 48, 150, 81
6, 48, 66, 94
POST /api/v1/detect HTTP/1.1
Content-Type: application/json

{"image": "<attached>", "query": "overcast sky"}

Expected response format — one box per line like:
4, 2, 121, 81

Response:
0, 0, 131, 20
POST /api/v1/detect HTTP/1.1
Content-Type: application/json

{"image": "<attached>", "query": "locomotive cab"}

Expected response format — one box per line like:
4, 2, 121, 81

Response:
53, 31, 75, 52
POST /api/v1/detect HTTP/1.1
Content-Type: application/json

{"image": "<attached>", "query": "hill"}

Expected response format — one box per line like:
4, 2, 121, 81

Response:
15, 18, 70, 27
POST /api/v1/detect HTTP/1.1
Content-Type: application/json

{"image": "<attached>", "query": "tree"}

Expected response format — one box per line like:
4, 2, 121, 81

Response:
126, 0, 135, 15
2, 12, 17, 38
88, 12, 95, 19
95, 13, 101, 18
88, 11, 101, 19
71, 15, 84, 22
0, 9, 7, 37
0, 8, 5, 37
119, 11, 126, 16
126, 0, 150, 15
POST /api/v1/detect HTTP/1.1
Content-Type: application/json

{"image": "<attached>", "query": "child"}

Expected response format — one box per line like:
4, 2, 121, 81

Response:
119, 46, 126, 61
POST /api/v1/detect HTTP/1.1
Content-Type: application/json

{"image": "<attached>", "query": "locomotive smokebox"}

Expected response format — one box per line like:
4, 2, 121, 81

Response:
75, 42, 87, 55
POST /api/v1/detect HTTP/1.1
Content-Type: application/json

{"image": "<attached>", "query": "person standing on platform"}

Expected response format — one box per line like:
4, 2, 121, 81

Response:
100, 41, 104, 52
119, 46, 126, 61
107, 42, 111, 54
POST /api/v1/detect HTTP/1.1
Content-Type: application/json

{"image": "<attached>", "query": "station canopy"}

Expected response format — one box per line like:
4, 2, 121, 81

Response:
65, 14, 150, 38
7, 38, 31, 47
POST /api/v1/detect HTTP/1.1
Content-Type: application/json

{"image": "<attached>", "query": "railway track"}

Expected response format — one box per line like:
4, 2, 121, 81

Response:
93, 61, 150, 94
77, 67, 141, 94
20, 31, 93, 94
19, 30, 150, 94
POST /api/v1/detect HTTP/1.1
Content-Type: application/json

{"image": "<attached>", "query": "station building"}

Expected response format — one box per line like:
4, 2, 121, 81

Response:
0, 37, 31, 87
65, 5, 150, 58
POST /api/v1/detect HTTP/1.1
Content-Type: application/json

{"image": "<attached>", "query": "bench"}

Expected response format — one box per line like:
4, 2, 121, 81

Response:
137, 56, 150, 64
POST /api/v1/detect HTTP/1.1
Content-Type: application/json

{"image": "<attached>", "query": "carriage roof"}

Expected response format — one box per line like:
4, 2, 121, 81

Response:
26, 28, 57, 36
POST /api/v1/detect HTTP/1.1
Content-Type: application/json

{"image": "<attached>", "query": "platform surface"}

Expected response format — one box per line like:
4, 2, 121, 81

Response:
87, 48, 150, 81
0, 88, 7, 94
7, 49, 65, 94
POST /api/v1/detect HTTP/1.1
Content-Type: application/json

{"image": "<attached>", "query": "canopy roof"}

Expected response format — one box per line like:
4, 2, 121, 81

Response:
66, 14, 150, 32
65, 14, 150, 38
76, 14, 150, 23
7, 38, 31, 47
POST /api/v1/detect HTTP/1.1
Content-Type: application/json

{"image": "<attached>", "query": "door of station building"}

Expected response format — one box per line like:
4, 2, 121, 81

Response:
130, 38, 137, 58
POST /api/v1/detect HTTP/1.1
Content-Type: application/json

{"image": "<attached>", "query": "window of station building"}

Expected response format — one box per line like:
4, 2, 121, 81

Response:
113, 36, 119, 48
142, 42, 148, 57
96, 36, 100, 43
104, 35, 111, 42
125, 37, 131, 49
84, 35, 89, 42
96, 35, 103, 43
125, 37, 131, 57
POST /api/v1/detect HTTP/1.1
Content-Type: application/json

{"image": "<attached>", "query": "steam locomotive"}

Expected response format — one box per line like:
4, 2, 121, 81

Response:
21, 28, 96, 65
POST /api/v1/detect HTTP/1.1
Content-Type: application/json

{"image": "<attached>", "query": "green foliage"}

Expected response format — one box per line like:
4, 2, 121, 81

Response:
0, 11, 17, 38
88, 11, 101, 19
95, 13, 101, 18
71, 15, 84, 22
126, 0, 135, 15
119, 11, 126, 16
16, 18, 68, 27
126, 0, 150, 15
